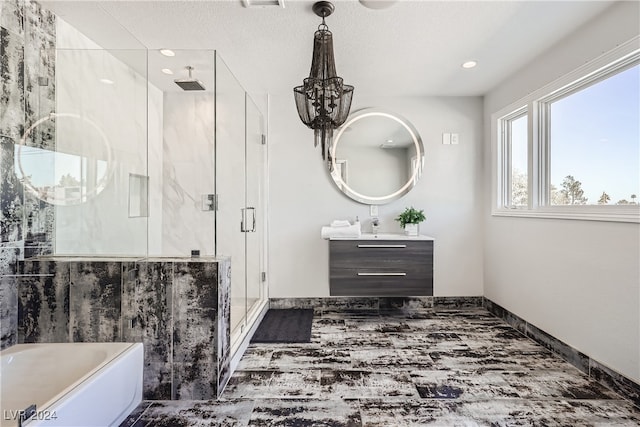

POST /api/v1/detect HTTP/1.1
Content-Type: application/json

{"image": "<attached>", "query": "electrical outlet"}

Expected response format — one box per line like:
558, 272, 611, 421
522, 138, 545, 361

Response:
370, 205, 378, 217
451, 133, 459, 145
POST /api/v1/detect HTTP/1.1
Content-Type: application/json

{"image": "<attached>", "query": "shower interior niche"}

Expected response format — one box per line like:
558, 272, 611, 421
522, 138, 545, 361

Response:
1, 12, 268, 400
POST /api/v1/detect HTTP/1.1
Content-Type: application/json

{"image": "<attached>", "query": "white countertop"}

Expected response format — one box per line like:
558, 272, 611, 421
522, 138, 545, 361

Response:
330, 233, 434, 241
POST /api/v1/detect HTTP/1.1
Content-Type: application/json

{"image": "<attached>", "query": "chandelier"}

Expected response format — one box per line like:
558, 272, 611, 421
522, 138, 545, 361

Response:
293, 1, 354, 163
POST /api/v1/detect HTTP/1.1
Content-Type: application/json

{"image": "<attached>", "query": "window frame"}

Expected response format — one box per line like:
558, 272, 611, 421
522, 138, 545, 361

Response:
492, 37, 640, 223
498, 107, 529, 209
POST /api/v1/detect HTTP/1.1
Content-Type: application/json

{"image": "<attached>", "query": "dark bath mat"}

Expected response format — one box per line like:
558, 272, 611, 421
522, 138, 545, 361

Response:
251, 309, 314, 343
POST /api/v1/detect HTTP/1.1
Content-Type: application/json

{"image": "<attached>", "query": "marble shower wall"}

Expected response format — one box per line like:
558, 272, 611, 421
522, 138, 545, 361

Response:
159, 92, 216, 257
17, 257, 231, 400
1, 0, 56, 350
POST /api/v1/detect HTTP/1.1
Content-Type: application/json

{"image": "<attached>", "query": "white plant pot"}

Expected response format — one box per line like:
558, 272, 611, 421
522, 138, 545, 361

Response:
404, 223, 419, 236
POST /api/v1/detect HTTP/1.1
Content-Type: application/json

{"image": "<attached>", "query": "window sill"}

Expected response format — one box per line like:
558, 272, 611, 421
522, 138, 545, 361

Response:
492, 208, 640, 224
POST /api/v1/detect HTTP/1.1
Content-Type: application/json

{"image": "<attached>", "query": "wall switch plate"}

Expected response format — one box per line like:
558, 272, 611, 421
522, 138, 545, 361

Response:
442, 133, 451, 145
370, 205, 378, 217
451, 133, 459, 144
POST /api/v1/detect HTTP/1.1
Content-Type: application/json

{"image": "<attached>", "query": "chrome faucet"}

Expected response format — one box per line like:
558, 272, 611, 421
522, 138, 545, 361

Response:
371, 217, 380, 235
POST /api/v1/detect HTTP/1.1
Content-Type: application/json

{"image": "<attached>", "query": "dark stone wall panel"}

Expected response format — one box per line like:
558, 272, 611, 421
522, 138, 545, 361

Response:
174, 262, 218, 311
69, 261, 122, 342
172, 306, 217, 400
17, 260, 69, 342
216, 258, 231, 395
0, 27, 25, 141
173, 361, 217, 400
0, 138, 23, 245
1, 0, 56, 351
0, 1, 25, 37
123, 261, 174, 400
0, 248, 19, 349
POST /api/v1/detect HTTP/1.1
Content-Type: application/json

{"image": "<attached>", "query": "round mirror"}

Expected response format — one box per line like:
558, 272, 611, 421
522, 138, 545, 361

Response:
329, 108, 424, 204
16, 112, 114, 205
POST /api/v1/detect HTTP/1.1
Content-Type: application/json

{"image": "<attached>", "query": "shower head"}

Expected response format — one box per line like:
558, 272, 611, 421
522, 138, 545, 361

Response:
174, 66, 206, 91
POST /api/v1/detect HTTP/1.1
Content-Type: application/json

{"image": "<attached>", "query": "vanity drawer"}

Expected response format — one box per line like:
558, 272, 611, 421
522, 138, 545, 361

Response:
330, 274, 433, 297
329, 239, 433, 296
330, 240, 433, 269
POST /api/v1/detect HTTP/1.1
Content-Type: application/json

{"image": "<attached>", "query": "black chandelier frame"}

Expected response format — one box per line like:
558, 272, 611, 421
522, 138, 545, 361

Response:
293, 1, 354, 164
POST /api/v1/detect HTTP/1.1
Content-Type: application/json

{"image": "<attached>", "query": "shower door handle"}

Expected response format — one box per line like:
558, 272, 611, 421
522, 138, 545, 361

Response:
240, 207, 256, 232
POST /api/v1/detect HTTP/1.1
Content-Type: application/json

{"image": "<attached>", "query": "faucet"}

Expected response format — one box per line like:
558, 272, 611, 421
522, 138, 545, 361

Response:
371, 217, 380, 235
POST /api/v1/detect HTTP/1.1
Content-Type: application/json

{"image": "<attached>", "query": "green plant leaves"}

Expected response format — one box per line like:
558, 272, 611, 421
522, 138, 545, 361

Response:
394, 206, 426, 228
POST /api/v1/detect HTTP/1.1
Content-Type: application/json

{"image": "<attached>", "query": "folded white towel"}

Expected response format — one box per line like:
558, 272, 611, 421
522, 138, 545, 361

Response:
330, 219, 351, 227
321, 224, 362, 239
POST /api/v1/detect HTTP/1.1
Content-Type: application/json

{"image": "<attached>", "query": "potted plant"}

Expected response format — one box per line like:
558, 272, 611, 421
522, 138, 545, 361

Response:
395, 207, 426, 236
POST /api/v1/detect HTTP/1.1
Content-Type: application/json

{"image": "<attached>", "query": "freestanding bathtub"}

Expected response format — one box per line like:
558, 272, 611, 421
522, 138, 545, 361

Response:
0, 342, 143, 427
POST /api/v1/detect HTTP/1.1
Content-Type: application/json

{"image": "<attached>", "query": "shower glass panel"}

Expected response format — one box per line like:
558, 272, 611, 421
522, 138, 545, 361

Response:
21, 47, 220, 258
147, 50, 216, 257
23, 48, 149, 256
214, 54, 248, 338
245, 95, 266, 322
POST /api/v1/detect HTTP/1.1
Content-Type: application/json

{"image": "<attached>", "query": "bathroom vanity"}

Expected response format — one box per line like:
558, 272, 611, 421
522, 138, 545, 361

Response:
329, 234, 434, 296
325, 109, 433, 296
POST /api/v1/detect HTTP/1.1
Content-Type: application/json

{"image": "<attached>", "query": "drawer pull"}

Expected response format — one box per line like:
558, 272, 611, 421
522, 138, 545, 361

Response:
357, 272, 407, 276
357, 244, 407, 248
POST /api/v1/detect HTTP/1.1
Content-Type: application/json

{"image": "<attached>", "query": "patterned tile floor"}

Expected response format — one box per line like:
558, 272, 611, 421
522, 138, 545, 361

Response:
120, 308, 640, 426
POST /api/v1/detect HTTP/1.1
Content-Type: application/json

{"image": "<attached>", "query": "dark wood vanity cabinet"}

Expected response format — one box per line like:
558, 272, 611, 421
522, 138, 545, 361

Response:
329, 239, 434, 296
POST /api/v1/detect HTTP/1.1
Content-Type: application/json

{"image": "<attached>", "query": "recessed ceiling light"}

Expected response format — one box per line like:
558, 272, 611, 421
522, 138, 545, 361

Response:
359, 0, 398, 10
462, 60, 477, 69
100, 78, 114, 85
161, 68, 173, 75
160, 49, 175, 57
241, 0, 284, 7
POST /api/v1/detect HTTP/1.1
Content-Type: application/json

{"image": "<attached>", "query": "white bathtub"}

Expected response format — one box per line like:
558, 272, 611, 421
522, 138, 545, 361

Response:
0, 343, 143, 427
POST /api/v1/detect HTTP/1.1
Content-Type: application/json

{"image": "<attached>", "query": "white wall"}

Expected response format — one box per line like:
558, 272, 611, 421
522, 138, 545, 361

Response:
269, 94, 484, 298
483, 1, 640, 382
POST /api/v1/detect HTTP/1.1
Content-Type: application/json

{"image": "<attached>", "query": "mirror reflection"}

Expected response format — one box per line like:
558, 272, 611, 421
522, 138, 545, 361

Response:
16, 113, 113, 205
330, 109, 424, 205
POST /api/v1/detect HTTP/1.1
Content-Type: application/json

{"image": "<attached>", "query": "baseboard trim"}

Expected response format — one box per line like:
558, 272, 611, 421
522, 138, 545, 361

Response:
269, 296, 483, 312
483, 297, 640, 409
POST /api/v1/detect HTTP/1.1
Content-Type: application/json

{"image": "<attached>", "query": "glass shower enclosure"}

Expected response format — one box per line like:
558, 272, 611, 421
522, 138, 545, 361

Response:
14, 27, 267, 355
214, 55, 268, 347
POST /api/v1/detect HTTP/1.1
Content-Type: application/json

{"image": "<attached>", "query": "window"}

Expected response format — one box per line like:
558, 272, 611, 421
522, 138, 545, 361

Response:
546, 65, 639, 207
507, 112, 528, 207
493, 41, 639, 222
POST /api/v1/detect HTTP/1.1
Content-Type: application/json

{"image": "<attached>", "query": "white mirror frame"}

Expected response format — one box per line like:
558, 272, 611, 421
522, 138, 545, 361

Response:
329, 108, 424, 205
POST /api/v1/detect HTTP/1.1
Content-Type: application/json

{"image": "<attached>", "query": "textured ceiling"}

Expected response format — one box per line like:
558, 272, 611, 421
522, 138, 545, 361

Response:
44, 0, 615, 96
